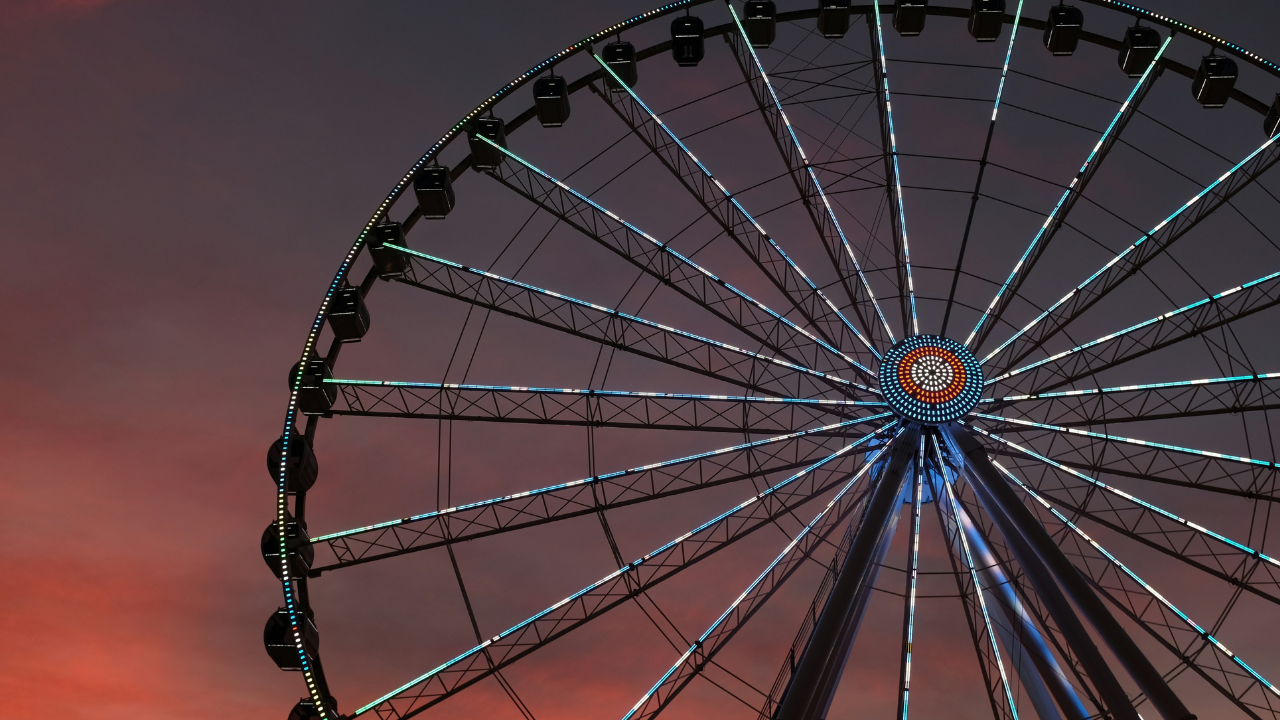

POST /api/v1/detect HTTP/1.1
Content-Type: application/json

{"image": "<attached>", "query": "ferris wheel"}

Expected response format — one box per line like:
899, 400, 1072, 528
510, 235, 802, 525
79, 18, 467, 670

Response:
267, 2, 1280, 719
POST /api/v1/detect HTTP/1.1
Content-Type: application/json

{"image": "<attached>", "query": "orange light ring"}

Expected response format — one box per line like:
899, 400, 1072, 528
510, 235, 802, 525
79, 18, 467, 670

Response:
896, 346, 967, 404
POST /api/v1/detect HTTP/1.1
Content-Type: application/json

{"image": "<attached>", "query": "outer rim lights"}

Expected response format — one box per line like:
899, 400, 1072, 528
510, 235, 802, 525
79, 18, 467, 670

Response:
880, 335, 983, 424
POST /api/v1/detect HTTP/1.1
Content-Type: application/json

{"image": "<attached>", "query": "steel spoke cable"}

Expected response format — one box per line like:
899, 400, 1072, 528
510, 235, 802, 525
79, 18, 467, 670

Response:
590, 54, 882, 366
728, 1, 896, 348
993, 460, 1280, 706
966, 32, 1169, 351
353, 422, 895, 718
931, 436, 1020, 720
618, 424, 901, 720
939, 0, 1026, 337
773, 63, 888, 187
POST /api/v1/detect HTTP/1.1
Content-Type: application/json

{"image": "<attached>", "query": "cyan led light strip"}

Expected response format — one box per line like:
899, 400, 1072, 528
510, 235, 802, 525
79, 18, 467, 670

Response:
356, 420, 896, 715
969, 33, 1170, 353
871, 0, 920, 336
590, 54, 882, 363
986, 371, 1280, 403
990, 0, 1026, 123
897, 435, 925, 720
314, 413, 893, 544
621, 425, 903, 720
987, 267, 1280, 385
387, 243, 874, 393
729, 2, 897, 344
993, 458, 1280, 699
931, 437, 1019, 720
965, 421, 1280, 566
476, 135, 875, 381
970, 412, 1274, 468
329, 378, 886, 406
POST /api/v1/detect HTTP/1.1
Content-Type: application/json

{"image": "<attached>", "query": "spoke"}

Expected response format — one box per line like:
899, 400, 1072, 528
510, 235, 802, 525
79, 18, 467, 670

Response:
996, 461, 1280, 720
352, 422, 894, 720
981, 131, 1280, 374
969, 423, 1280, 605
983, 371, 1280, 425
478, 136, 874, 385
971, 410, 1277, 470
896, 434, 926, 720
328, 379, 885, 434
932, 437, 1020, 720
966, 415, 1280, 501
311, 414, 892, 573
965, 33, 1170, 350
985, 268, 1280, 396
588, 55, 881, 369
390, 245, 873, 399
726, 4, 896, 348
619, 430, 902, 720
868, 0, 921, 335
938, 0, 1026, 337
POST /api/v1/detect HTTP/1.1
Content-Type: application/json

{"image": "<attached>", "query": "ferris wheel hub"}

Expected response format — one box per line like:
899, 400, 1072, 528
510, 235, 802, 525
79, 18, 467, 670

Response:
879, 335, 983, 425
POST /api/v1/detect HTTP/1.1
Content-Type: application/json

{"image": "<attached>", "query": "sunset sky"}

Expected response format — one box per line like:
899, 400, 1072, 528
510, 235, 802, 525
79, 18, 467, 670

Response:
4, 1, 1280, 719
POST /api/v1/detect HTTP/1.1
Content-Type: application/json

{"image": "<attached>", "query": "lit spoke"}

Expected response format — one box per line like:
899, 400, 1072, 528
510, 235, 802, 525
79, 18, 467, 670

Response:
870, 0, 924, 336
966, 32, 1170, 351
983, 371, 1280, 426
352, 422, 895, 720
995, 461, 1280, 718
980, 131, 1280, 374
932, 437, 1020, 720
310, 414, 892, 574
478, 135, 874, 384
984, 268, 1280, 395
328, 379, 884, 434
589, 54, 881, 366
726, 4, 897, 348
388, 244, 875, 399
968, 422, 1280, 604
895, 434, 927, 720
970, 412, 1276, 471
619, 429, 902, 720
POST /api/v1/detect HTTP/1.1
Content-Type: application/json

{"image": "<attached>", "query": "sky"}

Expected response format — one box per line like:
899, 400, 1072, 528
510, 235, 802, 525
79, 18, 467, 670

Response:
3, 1, 1280, 719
